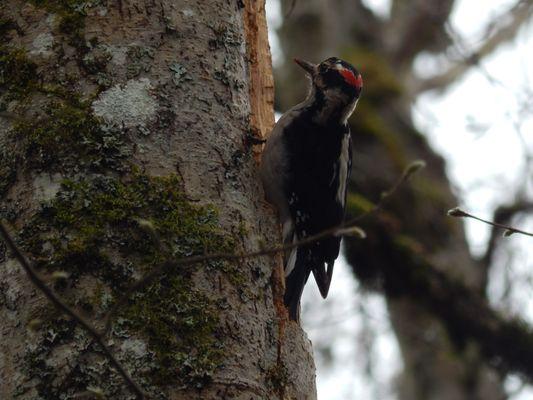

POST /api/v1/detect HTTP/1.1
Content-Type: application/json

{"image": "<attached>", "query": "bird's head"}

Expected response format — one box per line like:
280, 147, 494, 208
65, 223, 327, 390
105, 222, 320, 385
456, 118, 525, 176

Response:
294, 57, 362, 100
294, 57, 362, 123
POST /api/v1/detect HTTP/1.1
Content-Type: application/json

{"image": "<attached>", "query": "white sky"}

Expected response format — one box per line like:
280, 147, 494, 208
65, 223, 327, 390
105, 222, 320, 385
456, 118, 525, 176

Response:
266, 1, 533, 399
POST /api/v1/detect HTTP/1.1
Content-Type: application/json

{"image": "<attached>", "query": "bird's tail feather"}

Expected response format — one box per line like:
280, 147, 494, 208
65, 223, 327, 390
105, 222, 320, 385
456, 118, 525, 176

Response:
312, 261, 334, 299
284, 247, 312, 321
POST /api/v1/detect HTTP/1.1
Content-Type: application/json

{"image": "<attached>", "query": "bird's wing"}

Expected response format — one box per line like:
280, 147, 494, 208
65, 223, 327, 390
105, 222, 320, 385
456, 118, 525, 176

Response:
309, 128, 352, 297
285, 124, 352, 301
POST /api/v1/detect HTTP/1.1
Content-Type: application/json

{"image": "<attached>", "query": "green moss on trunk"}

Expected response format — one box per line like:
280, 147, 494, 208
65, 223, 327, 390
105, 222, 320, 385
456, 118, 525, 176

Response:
29, 0, 88, 48
14, 100, 128, 172
19, 172, 237, 395
0, 46, 39, 101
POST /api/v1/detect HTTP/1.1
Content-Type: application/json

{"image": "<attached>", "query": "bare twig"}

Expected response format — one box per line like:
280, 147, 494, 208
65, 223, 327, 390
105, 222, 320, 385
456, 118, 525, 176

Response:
0, 223, 147, 400
482, 202, 533, 269
348, 159, 426, 224
386, 0, 455, 66
284, 0, 297, 19
448, 207, 533, 237
416, 0, 533, 93
102, 160, 425, 332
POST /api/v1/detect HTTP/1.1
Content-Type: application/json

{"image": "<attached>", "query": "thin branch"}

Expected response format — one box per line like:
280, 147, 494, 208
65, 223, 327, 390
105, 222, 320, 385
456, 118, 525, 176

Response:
0, 223, 147, 400
284, 0, 297, 19
388, 241, 533, 380
415, 0, 533, 93
103, 160, 425, 332
481, 201, 533, 269
448, 206, 533, 237
386, 0, 454, 66
349, 159, 426, 224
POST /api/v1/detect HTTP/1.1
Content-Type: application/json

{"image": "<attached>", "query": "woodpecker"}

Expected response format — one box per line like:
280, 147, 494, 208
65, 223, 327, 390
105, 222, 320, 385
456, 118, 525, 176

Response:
260, 57, 362, 321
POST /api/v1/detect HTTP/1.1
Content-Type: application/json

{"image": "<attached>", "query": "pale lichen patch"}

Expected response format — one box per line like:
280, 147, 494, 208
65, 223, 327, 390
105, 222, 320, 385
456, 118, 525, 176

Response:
107, 44, 128, 66
32, 173, 62, 202
97, 7, 108, 17
181, 8, 195, 18
4, 258, 20, 273
92, 78, 157, 128
45, 14, 58, 28
45, 344, 76, 369
120, 338, 148, 359
4, 259, 24, 306
30, 33, 55, 57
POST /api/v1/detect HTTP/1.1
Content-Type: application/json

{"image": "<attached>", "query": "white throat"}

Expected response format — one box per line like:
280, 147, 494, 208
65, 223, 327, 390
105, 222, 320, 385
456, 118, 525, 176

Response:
341, 98, 358, 124
314, 87, 358, 125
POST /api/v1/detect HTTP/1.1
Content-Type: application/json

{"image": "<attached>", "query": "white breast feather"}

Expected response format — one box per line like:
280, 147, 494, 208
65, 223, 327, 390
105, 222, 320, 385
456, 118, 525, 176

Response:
285, 234, 298, 277
336, 134, 350, 205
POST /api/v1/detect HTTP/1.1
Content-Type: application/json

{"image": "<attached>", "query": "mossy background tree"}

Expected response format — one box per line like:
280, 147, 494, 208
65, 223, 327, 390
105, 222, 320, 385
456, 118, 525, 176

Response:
0, 1, 316, 398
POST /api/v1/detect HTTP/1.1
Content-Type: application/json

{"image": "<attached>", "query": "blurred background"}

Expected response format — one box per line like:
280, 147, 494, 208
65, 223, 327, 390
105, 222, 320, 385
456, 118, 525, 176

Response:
266, 1, 533, 399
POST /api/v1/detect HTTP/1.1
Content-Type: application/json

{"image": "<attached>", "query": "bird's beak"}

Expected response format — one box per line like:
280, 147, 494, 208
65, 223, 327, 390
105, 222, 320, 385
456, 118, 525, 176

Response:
294, 58, 317, 76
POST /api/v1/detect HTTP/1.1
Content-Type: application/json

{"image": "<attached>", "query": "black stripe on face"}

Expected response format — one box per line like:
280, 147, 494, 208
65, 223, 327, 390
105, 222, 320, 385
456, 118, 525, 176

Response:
322, 69, 346, 87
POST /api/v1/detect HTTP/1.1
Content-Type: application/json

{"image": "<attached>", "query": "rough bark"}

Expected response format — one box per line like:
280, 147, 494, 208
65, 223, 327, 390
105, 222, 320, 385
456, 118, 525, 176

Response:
275, 1, 527, 399
0, 1, 315, 399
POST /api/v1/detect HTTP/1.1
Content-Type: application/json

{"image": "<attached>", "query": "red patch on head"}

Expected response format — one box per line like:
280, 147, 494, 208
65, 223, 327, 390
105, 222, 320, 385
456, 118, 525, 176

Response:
340, 68, 363, 89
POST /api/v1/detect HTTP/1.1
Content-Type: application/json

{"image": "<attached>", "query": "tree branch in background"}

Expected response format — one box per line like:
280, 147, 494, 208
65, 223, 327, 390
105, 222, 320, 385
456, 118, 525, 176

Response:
0, 223, 147, 400
284, 0, 297, 19
415, 0, 533, 94
351, 160, 426, 223
448, 206, 533, 237
387, 241, 533, 380
386, 0, 454, 67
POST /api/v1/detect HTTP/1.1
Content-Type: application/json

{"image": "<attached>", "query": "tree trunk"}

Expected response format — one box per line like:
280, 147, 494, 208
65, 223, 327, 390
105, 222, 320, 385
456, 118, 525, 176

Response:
276, 1, 506, 399
0, 1, 316, 399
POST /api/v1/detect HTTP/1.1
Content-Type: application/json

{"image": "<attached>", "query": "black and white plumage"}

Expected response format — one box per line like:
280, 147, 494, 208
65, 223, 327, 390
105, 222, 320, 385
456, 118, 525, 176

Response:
260, 57, 362, 320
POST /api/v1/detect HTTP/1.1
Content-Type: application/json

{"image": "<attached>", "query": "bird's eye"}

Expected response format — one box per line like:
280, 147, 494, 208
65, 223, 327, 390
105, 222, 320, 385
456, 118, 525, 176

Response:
319, 64, 328, 73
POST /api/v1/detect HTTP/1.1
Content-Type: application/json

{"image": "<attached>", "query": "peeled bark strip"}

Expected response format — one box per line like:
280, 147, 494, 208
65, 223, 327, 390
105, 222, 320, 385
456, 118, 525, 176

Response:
0, 1, 315, 399
243, 0, 275, 140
